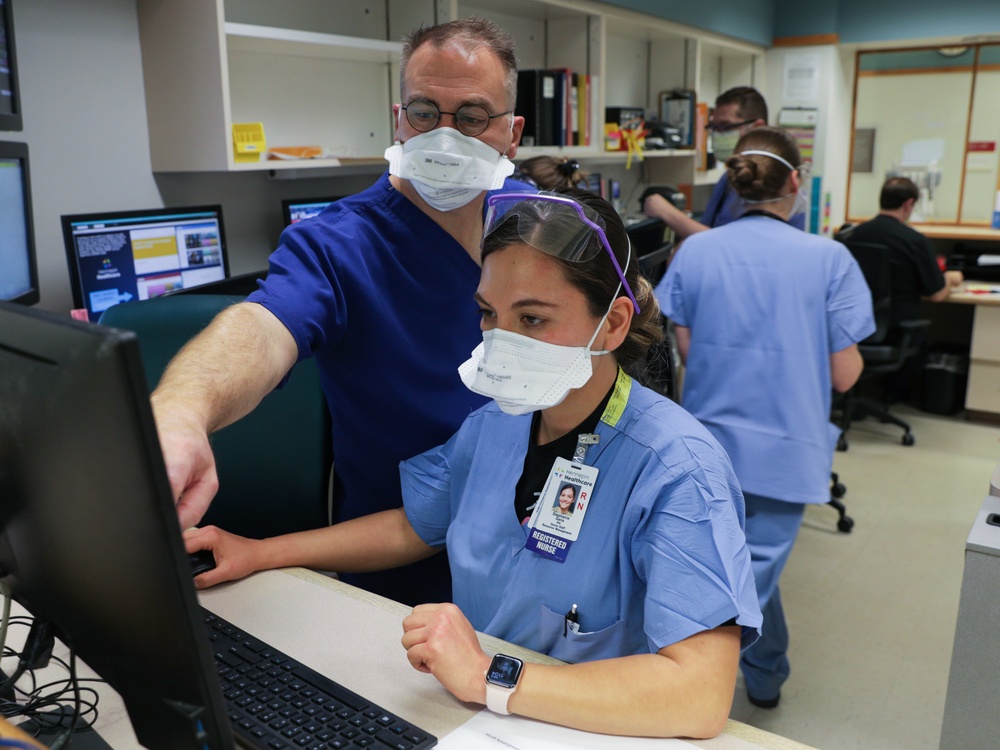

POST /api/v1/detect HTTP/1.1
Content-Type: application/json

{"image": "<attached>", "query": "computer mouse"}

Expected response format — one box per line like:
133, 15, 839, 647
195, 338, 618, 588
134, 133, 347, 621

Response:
188, 549, 217, 577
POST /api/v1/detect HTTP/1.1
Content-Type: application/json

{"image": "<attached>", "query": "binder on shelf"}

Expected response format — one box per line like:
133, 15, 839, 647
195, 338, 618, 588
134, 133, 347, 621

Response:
569, 76, 579, 147
516, 69, 557, 147
574, 72, 591, 146
550, 68, 570, 147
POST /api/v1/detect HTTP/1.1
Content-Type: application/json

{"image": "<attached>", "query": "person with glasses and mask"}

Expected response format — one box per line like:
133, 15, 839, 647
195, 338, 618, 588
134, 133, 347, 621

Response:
642, 87, 807, 238
149, 18, 533, 608
184, 189, 762, 739
656, 126, 875, 710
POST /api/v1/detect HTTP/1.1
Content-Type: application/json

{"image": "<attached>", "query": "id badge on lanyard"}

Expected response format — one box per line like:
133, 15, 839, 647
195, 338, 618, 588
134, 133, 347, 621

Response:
524, 454, 598, 564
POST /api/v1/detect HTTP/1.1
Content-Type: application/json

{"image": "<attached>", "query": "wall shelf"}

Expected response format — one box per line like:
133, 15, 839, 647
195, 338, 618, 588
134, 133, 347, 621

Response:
137, 0, 762, 176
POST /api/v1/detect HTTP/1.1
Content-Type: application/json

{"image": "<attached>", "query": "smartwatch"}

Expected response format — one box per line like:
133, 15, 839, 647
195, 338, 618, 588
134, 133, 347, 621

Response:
484, 653, 524, 715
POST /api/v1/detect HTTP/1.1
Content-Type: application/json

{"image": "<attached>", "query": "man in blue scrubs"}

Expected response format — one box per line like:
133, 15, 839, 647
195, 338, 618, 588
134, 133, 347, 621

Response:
643, 87, 806, 237
150, 18, 531, 606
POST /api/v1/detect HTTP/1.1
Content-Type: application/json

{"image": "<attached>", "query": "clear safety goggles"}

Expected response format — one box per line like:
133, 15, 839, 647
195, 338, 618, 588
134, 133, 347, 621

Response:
482, 192, 640, 313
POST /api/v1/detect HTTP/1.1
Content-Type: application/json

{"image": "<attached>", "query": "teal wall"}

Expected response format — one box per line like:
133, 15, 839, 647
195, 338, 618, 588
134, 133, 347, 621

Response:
601, 0, 1000, 47
596, 0, 775, 47
774, 0, 1000, 44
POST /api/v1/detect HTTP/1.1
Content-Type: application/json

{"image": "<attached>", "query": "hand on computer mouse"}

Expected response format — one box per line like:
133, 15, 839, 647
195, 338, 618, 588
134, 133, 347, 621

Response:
188, 549, 217, 577
183, 525, 263, 589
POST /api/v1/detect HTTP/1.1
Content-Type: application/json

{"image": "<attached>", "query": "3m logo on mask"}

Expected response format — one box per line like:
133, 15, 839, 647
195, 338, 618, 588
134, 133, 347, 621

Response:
384, 127, 514, 211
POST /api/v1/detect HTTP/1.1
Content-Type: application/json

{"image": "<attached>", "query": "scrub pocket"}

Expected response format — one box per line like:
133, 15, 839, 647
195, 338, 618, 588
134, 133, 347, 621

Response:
538, 605, 630, 663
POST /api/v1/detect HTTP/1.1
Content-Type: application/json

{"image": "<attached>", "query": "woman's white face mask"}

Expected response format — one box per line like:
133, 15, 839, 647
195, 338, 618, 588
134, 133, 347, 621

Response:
384, 127, 514, 211
457, 295, 618, 416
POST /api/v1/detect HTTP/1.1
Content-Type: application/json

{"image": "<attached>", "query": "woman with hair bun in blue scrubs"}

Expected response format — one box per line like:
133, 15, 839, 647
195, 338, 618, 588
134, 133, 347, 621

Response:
656, 125, 875, 709
185, 188, 761, 739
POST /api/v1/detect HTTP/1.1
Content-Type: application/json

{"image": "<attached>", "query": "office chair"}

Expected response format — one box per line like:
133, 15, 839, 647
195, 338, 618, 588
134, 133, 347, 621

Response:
833, 239, 930, 449
636, 239, 673, 287
99, 294, 333, 539
829, 471, 853, 532
627, 312, 678, 402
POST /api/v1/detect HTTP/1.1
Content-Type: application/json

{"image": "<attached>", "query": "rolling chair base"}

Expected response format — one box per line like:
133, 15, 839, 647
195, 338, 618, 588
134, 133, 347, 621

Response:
836, 396, 915, 450
829, 472, 853, 533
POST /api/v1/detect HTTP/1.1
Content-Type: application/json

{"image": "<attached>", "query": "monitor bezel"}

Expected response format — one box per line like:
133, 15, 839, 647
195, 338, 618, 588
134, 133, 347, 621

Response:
0, 0, 23, 132
60, 204, 230, 315
0, 139, 38, 304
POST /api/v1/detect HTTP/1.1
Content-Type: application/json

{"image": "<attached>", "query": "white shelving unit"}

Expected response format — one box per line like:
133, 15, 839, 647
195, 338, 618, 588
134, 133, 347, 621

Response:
136, 0, 763, 179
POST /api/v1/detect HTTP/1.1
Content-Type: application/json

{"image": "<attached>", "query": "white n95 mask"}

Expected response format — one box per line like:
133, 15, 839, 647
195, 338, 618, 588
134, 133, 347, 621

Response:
384, 127, 515, 212
458, 317, 611, 416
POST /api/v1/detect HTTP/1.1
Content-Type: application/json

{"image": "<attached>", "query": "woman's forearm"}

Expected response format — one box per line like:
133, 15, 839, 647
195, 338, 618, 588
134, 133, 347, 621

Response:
509, 627, 740, 738
254, 508, 438, 574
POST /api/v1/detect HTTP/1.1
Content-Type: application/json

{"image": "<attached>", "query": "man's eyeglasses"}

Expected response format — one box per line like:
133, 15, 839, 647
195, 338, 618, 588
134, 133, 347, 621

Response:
401, 99, 512, 137
705, 119, 755, 134
483, 192, 640, 314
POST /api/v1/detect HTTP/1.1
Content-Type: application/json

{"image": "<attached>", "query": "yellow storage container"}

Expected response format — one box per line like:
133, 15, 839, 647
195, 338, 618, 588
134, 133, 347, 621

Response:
232, 122, 266, 163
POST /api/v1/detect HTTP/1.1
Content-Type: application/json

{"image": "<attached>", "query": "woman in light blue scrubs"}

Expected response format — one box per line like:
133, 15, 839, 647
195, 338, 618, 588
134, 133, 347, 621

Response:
185, 189, 761, 739
656, 126, 875, 708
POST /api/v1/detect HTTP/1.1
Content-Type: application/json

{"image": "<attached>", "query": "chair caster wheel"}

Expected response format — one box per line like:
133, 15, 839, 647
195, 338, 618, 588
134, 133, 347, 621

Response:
831, 482, 846, 498
902, 433, 915, 446
837, 516, 855, 533
837, 436, 848, 452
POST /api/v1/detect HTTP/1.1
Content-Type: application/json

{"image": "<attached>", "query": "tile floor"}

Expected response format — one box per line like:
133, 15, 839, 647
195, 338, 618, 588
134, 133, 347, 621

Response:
728, 405, 1000, 750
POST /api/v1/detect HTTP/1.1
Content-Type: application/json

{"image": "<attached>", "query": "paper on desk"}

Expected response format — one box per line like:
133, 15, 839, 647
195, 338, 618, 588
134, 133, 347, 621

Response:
437, 711, 699, 750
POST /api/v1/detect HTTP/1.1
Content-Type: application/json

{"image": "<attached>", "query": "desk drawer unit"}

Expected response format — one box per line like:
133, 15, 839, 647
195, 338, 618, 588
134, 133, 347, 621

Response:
967, 306, 1000, 415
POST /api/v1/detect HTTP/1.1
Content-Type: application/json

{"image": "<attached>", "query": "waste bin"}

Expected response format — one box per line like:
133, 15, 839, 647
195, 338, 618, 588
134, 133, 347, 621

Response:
918, 344, 969, 415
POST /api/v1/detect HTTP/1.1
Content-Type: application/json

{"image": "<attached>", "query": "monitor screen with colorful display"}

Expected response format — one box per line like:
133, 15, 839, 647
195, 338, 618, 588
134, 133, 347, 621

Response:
62, 205, 229, 319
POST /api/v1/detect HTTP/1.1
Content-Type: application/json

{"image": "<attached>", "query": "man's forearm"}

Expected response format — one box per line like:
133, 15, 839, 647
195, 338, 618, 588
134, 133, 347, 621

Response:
151, 301, 299, 434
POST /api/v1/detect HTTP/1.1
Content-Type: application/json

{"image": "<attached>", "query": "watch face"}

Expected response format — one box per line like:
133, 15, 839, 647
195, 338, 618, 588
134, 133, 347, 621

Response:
485, 654, 523, 689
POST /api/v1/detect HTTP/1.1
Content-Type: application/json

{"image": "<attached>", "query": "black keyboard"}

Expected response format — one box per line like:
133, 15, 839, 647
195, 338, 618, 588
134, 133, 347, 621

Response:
202, 608, 438, 750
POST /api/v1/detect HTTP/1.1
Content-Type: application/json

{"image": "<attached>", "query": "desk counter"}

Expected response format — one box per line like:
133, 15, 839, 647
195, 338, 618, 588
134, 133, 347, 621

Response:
945, 285, 1000, 420
915, 224, 1000, 242
11, 568, 815, 750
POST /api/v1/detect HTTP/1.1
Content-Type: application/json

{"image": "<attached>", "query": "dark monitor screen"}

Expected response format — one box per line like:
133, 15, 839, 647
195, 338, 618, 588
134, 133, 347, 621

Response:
626, 217, 671, 285
581, 173, 602, 197
0, 301, 234, 749
62, 205, 229, 320
0, 140, 37, 304
281, 196, 341, 226
0, 0, 22, 131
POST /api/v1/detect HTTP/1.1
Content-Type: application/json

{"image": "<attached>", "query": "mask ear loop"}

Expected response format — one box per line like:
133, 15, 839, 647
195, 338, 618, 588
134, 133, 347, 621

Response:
587, 236, 632, 356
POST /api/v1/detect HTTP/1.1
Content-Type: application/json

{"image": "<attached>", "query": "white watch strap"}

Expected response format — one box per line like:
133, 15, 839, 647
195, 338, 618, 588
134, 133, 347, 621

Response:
485, 683, 513, 715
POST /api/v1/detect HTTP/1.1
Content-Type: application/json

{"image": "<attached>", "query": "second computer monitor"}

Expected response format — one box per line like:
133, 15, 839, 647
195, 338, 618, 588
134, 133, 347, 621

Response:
281, 196, 342, 227
62, 205, 229, 320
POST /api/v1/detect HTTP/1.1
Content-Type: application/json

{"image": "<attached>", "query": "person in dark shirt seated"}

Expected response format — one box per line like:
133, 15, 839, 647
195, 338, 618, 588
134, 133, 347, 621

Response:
842, 176, 964, 402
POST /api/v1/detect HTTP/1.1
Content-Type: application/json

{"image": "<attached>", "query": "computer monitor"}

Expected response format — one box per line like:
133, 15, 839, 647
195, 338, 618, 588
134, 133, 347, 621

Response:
626, 217, 671, 285
0, 0, 23, 132
0, 140, 37, 304
62, 205, 230, 320
581, 172, 603, 197
281, 196, 341, 226
0, 302, 235, 749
